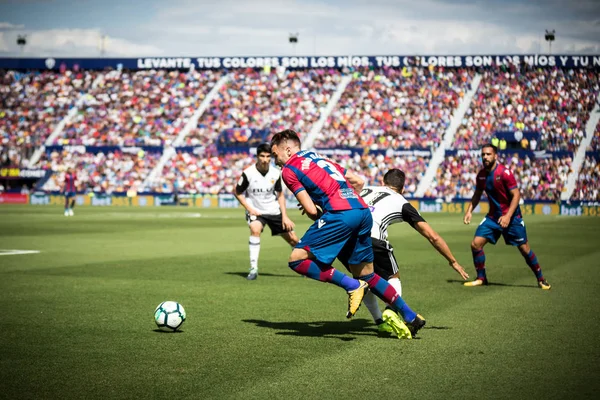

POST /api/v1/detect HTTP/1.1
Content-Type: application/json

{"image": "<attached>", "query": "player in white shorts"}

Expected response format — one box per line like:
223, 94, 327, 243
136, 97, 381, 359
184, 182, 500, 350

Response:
233, 143, 299, 280
359, 169, 469, 337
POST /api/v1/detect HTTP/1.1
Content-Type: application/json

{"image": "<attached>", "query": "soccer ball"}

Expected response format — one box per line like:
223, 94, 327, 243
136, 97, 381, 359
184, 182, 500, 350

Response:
154, 301, 186, 332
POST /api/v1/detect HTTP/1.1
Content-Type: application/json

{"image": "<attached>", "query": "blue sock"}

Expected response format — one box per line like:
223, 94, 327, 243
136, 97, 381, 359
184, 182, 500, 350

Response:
289, 260, 360, 291
359, 272, 417, 323
523, 250, 544, 280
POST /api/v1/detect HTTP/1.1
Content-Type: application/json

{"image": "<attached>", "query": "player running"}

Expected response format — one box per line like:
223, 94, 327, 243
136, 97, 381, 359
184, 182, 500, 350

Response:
233, 143, 299, 280
271, 129, 425, 338
463, 144, 551, 289
358, 169, 469, 338
63, 168, 77, 217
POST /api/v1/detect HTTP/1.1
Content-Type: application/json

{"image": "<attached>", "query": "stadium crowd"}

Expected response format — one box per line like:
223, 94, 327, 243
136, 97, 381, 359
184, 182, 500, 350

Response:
426, 151, 571, 201
453, 67, 599, 151
313, 66, 475, 149
571, 156, 599, 201
1, 65, 598, 202
39, 148, 161, 193
57, 69, 222, 147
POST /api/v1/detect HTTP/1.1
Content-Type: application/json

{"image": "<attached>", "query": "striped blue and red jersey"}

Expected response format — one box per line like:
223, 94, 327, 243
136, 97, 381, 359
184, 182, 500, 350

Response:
64, 172, 77, 192
476, 163, 521, 221
281, 150, 367, 212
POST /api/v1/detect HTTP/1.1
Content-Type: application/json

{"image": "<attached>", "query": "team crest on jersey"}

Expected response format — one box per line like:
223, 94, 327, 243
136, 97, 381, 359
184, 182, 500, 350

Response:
270, 178, 275, 184
496, 176, 501, 181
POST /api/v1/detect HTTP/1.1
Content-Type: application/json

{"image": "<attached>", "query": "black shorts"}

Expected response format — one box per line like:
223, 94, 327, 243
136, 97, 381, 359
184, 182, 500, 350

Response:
246, 212, 288, 236
339, 238, 399, 280
371, 238, 399, 280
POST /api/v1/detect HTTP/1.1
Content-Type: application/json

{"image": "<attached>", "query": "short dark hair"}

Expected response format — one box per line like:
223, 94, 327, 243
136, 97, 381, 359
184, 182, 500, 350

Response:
270, 129, 301, 148
481, 143, 498, 154
383, 169, 406, 192
256, 143, 271, 156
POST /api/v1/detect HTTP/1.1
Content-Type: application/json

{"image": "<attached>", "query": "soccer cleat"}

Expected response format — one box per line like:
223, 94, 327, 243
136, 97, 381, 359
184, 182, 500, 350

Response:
64, 210, 69, 217
68, 209, 74, 216
382, 308, 412, 339
247, 269, 258, 280
377, 320, 395, 336
407, 314, 426, 337
538, 279, 551, 290
346, 280, 368, 319
463, 278, 488, 287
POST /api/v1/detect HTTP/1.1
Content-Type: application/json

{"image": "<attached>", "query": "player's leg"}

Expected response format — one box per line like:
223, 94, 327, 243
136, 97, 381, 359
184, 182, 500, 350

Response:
465, 217, 500, 286
247, 217, 264, 280
346, 210, 424, 337
265, 214, 299, 247
505, 218, 551, 289
64, 194, 70, 216
287, 213, 368, 317
69, 197, 76, 216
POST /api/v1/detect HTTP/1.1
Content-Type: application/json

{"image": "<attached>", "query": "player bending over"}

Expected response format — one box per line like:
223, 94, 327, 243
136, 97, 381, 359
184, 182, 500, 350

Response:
233, 143, 299, 280
358, 169, 469, 338
271, 129, 425, 338
463, 144, 551, 289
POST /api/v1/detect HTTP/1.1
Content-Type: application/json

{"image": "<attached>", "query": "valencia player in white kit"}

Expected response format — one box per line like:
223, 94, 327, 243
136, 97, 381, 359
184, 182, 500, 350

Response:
233, 143, 299, 280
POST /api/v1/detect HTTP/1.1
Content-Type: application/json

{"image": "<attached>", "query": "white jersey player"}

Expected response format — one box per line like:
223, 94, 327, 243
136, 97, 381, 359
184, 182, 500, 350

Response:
233, 143, 299, 280
358, 169, 469, 336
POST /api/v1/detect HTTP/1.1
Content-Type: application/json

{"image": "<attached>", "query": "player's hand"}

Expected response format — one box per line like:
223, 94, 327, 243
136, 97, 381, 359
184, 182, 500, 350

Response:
282, 215, 295, 231
248, 207, 261, 217
450, 261, 469, 280
297, 203, 305, 215
463, 212, 472, 225
498, 215, 510, 228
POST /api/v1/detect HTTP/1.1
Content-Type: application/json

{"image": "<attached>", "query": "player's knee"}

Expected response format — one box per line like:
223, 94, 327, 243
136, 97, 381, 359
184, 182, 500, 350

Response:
471, 240, 483, 251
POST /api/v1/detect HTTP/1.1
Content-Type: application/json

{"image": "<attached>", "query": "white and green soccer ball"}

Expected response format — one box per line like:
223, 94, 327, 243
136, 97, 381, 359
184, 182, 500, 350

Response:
154, 301, 186, 332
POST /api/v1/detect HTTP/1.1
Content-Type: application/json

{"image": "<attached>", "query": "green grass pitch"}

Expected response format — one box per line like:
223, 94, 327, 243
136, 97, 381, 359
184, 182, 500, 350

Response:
0, 205, 599, 399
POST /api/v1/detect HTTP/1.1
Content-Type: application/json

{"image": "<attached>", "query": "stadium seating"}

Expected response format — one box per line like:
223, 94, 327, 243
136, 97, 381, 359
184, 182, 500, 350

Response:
314, 66, 475, 149
453, 67, 599, 151
572, 156, 599, 201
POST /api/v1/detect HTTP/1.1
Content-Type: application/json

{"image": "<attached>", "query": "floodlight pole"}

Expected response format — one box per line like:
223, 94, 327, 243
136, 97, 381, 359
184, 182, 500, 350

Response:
544, 30, 555, 55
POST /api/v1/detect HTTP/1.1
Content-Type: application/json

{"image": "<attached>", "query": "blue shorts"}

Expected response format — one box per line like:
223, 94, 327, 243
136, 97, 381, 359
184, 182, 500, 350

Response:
296, 208, 374, 266
475, 216, 528, 246
65, 192, 75, 199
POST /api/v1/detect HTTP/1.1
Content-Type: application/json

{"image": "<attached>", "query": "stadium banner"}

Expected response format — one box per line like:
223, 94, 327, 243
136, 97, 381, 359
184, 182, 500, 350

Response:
560, 202, 600, 216
0, 193, 29, 204
1, 55, 599, 71
416, 199, 560, 216
0, 167, 47, 179
314, 148, 432, 157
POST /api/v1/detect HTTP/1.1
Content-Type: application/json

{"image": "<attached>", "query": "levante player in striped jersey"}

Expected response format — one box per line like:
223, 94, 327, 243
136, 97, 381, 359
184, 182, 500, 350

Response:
271, 129, 425, 338
463, 144, 551, 289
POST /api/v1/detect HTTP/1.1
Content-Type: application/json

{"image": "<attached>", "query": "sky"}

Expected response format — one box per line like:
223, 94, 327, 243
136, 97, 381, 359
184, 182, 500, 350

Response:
0, 0, 598, 57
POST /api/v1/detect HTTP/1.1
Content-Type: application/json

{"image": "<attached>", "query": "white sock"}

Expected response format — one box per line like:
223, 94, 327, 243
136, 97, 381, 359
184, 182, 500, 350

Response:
388, 277, 402, 296
249, 236, 260, 270
363, 291, 382, 323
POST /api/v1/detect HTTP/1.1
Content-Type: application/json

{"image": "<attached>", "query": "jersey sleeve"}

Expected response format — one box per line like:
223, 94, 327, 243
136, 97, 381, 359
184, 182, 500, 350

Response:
274, 177, 283, 193
402, 203, 426, 228
235, 172, 249, 195
282, 167, 305, 195
502, 168, 518, 191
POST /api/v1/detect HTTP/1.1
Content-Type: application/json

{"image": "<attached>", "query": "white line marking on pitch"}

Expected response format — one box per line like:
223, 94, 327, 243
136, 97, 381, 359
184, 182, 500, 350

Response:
0, 250, 41, 256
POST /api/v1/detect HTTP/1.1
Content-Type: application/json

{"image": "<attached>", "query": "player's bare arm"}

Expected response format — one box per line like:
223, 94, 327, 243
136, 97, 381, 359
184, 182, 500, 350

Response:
414, 221, 469, 280
295, 190, 321, 221
344, 170, 364, 193
233, 189, 261, 216
498, 187, 521, 228
464, 188, 483, 225
277, 191, 295, 231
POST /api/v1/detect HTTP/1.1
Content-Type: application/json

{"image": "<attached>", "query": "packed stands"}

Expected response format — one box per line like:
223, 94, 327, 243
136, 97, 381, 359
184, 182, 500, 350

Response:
313, 66, 475, 149
57, 69, 222, 146
39, 148, 161, 193
1, 70, 91, 167
571, 156, 599, 201
453, 67, 599, 151
426, 151, 571, 201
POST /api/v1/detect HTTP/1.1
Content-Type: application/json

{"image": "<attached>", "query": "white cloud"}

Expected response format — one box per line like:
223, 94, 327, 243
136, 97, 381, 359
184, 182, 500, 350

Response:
0, 22, 25, 30
0, 28, 164, 56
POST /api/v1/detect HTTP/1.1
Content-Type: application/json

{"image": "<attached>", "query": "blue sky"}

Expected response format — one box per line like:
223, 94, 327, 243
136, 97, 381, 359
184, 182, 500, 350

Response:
0, 0, 598, 57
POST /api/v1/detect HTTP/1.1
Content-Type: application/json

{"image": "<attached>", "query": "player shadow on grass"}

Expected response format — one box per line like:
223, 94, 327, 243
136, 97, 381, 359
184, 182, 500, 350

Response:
243, 318, 390, 341
446, 279, 536, 289
225, 272, 301, 279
